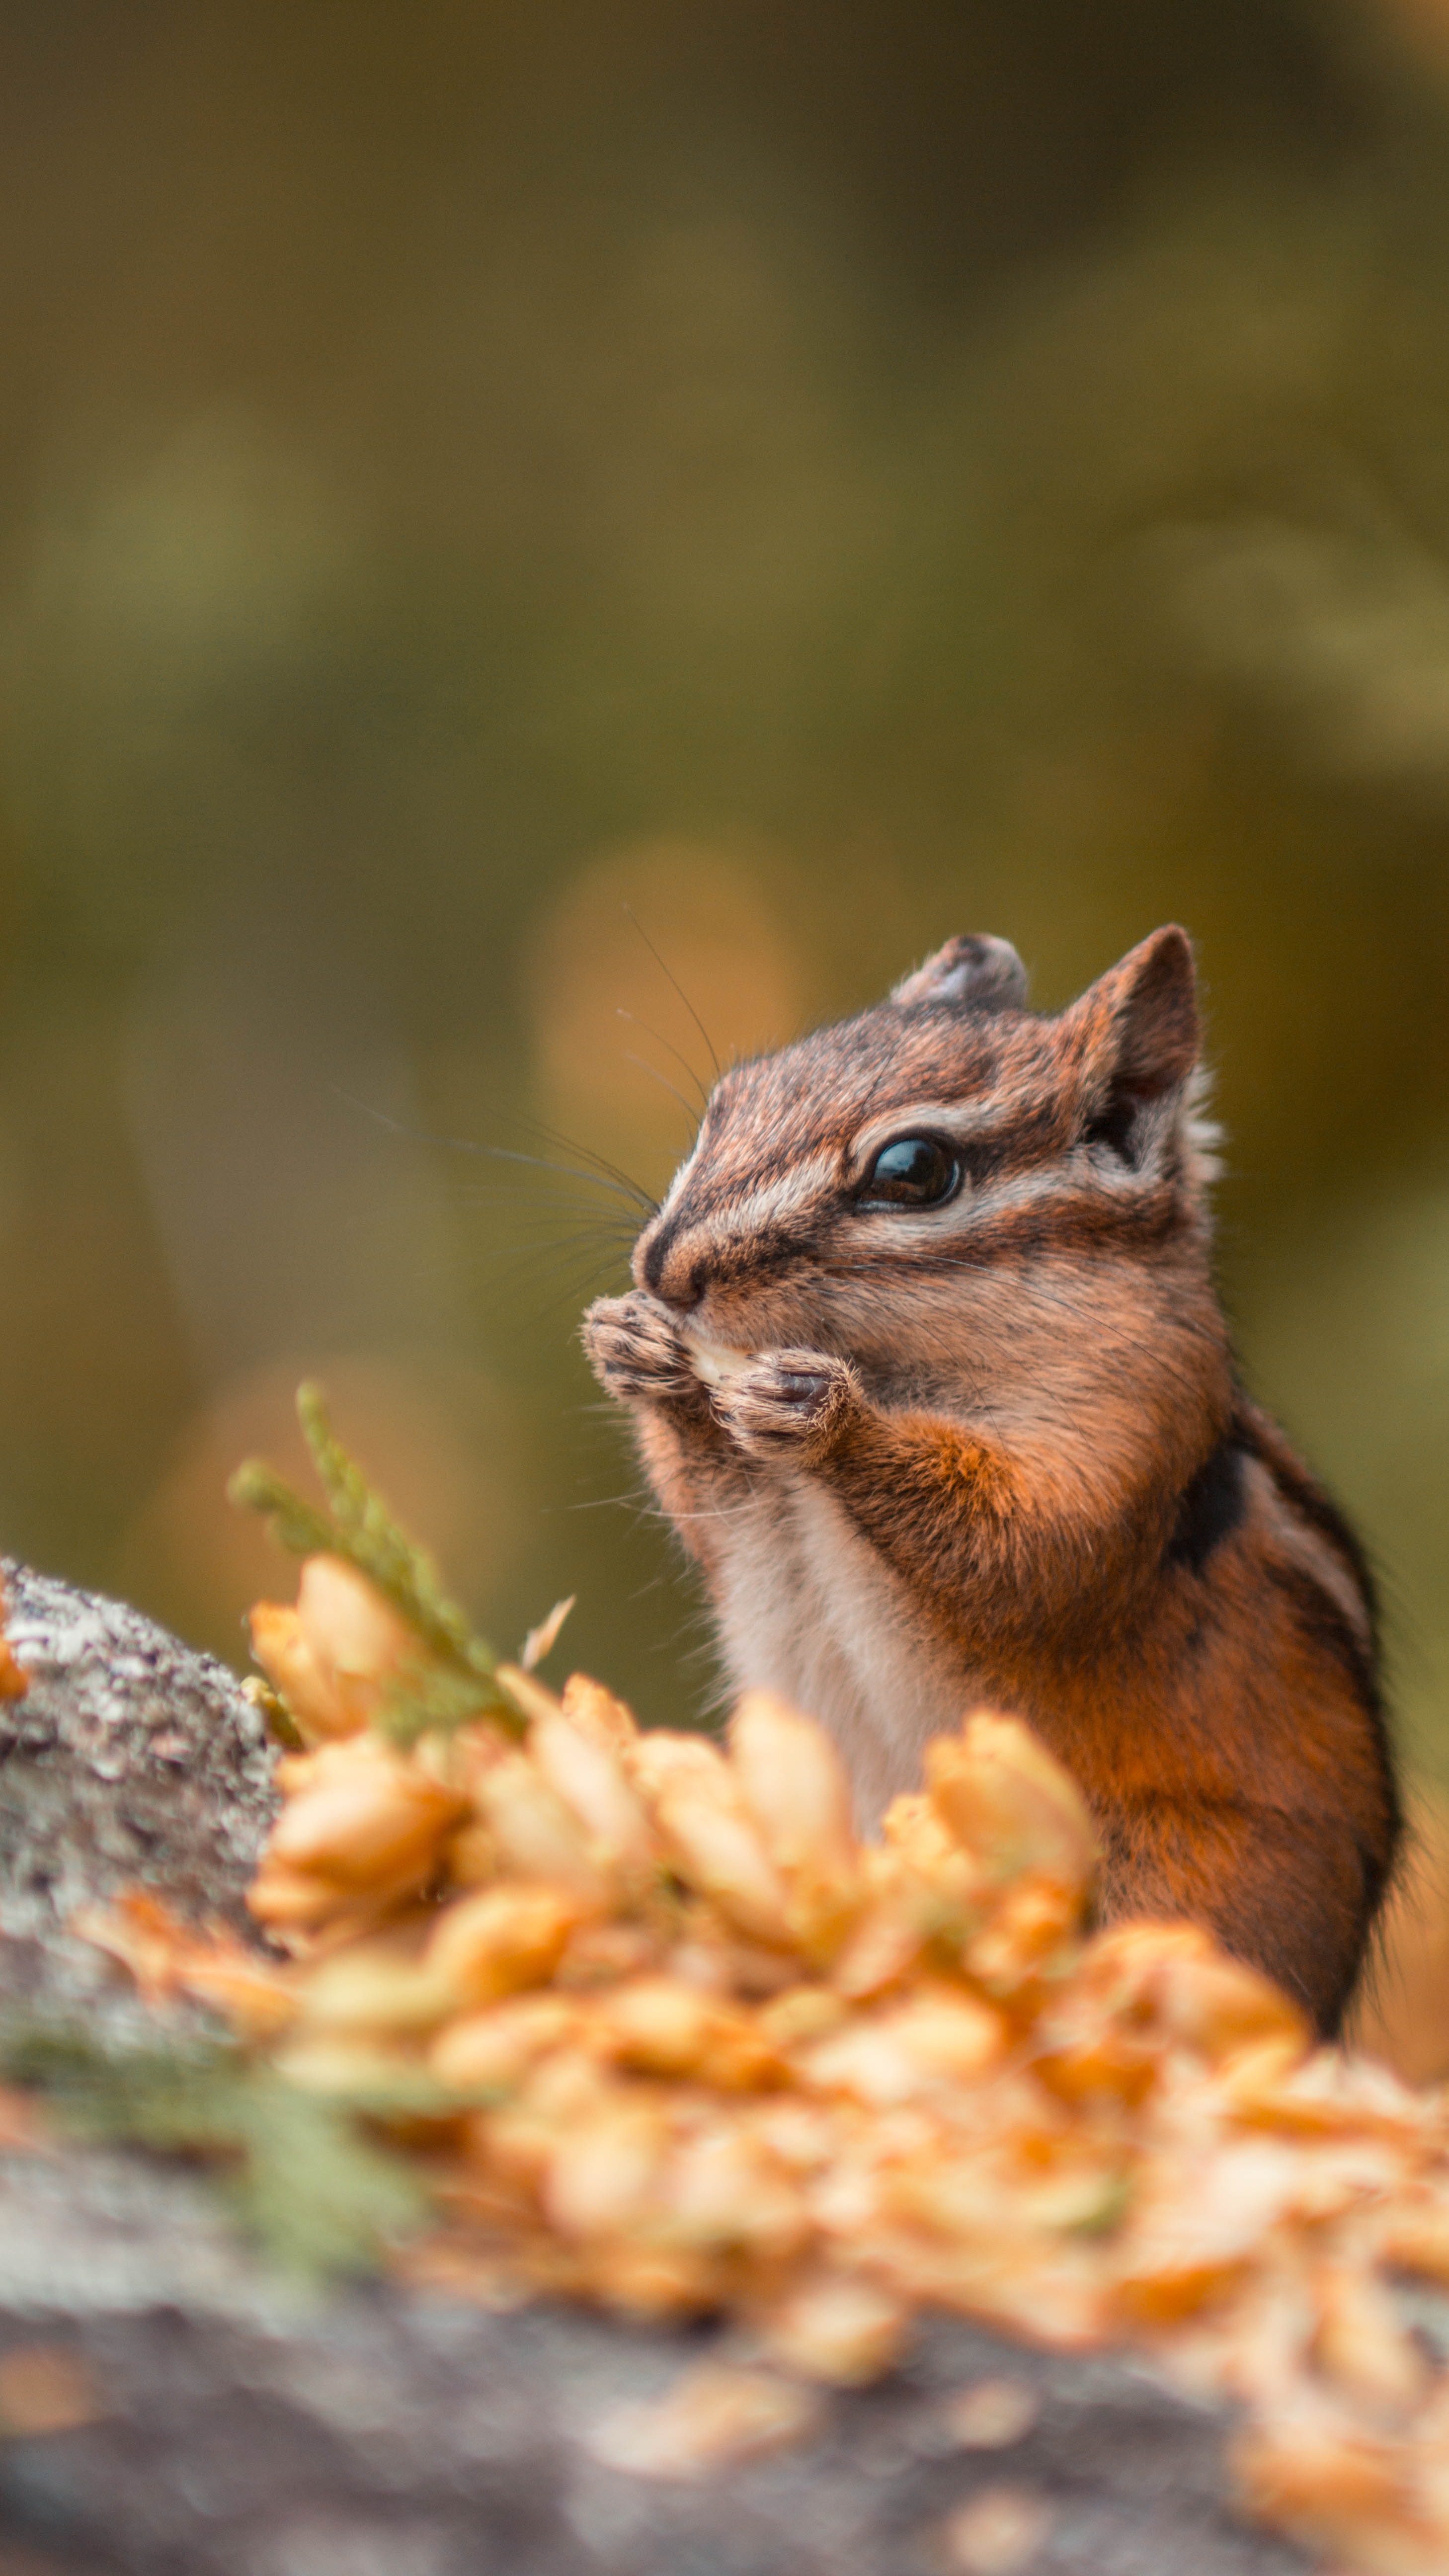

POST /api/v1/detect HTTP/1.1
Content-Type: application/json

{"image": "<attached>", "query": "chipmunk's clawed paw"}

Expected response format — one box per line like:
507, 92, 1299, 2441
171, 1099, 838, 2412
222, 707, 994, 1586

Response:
710, 1348, 859, 1461
581, 1292, 701, 1408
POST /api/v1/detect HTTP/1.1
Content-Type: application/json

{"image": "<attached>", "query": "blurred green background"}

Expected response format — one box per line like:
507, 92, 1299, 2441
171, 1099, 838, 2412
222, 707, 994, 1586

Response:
5, 0, 1449, 1772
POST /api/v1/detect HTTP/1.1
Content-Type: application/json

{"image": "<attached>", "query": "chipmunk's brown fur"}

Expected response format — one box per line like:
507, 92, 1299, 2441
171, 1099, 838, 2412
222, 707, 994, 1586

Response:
582, 928, 1399, 2033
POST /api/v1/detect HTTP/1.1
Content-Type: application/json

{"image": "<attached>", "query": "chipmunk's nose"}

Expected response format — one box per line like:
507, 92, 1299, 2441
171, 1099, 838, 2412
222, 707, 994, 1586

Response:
635, 1214, 703, 1309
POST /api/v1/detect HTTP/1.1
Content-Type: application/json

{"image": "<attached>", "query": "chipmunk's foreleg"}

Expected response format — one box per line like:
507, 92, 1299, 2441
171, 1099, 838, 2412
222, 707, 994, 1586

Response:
704, 1343, 1024, 1606
581, 1290, 757, 1581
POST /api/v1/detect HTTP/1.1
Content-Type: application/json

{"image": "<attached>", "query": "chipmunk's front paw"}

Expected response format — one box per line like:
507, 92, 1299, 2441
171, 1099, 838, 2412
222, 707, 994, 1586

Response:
710, 1348, 859, 1461
581, 1292, 701, 1408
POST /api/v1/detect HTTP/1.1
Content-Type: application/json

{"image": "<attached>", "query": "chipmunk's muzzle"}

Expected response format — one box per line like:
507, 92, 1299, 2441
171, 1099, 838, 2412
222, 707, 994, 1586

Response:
635, 1211, 704, 1308
635, 1201, 806, 1318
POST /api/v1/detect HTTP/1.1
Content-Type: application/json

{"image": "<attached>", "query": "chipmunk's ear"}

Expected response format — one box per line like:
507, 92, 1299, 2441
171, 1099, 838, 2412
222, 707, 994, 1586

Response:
891, 934, 1028, 1012
1067, 927, 1200, 1151
1091, 925, 1199, 1094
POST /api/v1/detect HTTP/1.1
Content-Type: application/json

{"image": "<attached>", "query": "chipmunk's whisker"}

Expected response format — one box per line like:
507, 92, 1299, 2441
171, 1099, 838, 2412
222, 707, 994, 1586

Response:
616, 1006, 711, 1112
623, 903, 722, 1084
514, 1116, 659, 1216
620, 1048, 702, 1136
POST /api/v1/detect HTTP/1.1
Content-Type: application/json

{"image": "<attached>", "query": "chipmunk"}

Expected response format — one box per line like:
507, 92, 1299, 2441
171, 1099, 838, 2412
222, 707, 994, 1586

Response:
581, 927, 1398, 2033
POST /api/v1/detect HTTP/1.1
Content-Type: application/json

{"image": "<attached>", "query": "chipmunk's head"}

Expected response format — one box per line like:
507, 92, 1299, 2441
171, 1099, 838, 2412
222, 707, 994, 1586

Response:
631, 926, 1220, 1390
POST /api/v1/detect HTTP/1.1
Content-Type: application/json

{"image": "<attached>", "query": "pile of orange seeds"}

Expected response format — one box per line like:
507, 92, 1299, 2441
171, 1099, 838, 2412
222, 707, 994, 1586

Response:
89, 1549, 1449, 2573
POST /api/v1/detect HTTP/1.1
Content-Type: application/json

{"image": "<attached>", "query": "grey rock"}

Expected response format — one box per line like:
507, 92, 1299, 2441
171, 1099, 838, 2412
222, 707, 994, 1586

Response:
0, 1564, 1315, 2575
0, 1559, 276, 2038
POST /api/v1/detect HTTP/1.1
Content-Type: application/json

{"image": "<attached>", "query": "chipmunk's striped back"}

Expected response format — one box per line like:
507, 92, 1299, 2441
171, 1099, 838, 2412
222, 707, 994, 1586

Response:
584, 927, 1399, 2032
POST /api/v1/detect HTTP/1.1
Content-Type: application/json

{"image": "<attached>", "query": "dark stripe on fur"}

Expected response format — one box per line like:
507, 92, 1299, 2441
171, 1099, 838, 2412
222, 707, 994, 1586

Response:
1263, 1555, 1381, 1726
1166, 1440, 1247, 1575
1260, 1553, 1398, 1945
1234, 1400, 1381, 1652
834, 1185, 1186, 1276
689, 1100, 1078, 1210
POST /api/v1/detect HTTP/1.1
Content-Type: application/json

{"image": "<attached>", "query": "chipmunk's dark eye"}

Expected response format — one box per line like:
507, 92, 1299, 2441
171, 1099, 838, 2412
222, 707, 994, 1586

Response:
859, 1134, 960, 1207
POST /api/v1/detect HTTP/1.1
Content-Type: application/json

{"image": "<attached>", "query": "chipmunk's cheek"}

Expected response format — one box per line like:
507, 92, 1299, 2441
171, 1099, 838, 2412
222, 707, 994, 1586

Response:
710, 1349, 858, 1460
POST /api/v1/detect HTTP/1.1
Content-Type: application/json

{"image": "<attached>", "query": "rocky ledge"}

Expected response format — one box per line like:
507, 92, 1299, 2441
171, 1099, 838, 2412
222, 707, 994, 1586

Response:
0, 1565, 1309, 2576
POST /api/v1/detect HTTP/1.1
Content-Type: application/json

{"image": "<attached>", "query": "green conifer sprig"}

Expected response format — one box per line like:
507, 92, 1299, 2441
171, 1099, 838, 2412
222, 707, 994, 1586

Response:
227, 1381, 529, 1738
372, 1660, 505, 1751
0, 2021, 426, 2281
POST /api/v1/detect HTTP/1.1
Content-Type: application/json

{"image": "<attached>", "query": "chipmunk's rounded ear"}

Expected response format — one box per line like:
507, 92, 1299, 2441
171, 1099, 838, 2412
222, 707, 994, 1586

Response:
891, 934, 1028, 1012
1075, 925, 1200, 1098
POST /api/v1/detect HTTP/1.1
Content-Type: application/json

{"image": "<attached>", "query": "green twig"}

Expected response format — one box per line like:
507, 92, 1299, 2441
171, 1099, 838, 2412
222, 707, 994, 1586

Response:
227, 1382, 528, 1736
0, 2021, 427, 2282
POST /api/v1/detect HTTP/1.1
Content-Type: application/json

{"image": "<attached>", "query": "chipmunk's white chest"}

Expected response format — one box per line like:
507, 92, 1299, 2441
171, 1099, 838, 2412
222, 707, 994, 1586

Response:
708, 1478, 976, 1827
